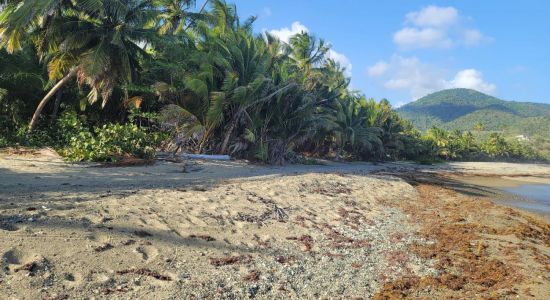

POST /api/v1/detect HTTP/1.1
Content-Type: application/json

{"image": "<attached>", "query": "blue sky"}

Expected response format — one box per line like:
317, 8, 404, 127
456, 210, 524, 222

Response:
232, 1, 550, 106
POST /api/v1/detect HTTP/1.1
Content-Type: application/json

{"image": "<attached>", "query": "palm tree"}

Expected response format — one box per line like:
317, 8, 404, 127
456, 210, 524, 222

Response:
287, 32, 330, 90
426, 127, 451, 159
1, 0, 160, 131
332, 94, 383, 158
154, 0, 208, 35
185, 0, 284, 154
0, 46, 45, 127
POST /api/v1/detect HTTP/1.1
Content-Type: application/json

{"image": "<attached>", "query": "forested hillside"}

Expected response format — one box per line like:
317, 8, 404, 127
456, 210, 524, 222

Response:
398, 88, 550, 135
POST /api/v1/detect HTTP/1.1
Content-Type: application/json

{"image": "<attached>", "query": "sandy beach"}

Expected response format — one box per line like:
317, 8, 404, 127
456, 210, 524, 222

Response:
1, 150, 549, 299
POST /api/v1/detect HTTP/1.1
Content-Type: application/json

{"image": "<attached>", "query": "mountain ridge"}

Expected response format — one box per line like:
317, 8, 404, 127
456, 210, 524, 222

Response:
397, 88, 550, 137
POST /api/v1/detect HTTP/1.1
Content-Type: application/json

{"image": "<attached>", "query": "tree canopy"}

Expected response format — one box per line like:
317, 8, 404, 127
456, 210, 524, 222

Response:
0, 1, 546, 163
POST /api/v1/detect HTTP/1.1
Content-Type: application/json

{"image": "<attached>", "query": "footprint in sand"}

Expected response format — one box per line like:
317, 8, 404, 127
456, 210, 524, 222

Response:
134, 245, 159, 262
1, 249, 45, 274
150, 217, 173, 231
87, 233, 111, 243
138, 217, 172, 231
63, 272, 83, 287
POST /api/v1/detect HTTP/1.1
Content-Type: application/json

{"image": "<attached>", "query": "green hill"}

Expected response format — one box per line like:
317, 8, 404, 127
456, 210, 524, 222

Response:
397, 88, 550, 136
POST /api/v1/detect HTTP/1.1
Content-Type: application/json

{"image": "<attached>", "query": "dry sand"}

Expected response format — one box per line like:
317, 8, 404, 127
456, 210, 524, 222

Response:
0, 150, 549, 299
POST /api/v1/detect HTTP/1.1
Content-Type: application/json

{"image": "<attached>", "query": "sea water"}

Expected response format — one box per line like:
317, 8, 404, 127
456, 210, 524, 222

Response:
502, 184, 550, 215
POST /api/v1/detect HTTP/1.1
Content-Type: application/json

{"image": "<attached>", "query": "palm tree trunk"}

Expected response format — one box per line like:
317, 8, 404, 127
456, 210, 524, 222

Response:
28, 69, 76, 132
197, 0, 209, 13
50, 88, 63, 121
220, 117, 237, 154
183, 0, 209, 31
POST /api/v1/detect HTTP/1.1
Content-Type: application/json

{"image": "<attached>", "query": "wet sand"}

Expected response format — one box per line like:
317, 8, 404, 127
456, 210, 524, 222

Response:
451, 175, 550, 218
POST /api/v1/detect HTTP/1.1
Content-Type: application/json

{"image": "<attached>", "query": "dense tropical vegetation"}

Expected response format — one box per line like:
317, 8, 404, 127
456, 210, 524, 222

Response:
398, 88, 550, 157
0, 1, 546, 163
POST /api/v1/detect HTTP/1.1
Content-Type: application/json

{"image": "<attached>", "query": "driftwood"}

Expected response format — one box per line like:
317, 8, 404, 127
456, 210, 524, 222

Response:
157, 152, 230, 161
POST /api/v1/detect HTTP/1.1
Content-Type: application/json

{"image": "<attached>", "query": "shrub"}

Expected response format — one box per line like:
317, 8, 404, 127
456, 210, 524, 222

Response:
0, 136, 7, 148
57, 111, 163, 162
14, 125, 57, 147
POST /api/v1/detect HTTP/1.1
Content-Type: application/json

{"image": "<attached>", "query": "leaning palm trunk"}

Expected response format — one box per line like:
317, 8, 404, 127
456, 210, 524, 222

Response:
28, 68, 77, 132
220, 115, 238, 154
50, 89, 63, 121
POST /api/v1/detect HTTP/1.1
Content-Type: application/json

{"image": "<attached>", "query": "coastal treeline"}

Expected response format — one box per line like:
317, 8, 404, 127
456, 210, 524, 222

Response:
0, 0, 545, 163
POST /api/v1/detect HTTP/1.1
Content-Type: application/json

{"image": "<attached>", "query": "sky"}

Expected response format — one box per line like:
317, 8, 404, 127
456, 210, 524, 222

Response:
232, 0, 550, 106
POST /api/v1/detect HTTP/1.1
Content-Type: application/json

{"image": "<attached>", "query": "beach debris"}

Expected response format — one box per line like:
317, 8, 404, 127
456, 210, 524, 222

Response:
243, 270, 261, 282
116, 268, 172, 281
191, 186, 208, 192
133, 230, 152, 237
92, 156, 155, 168
209, 254, 252, 267
94, 243, 114, 252
14, 262, 37, 273
122, 239, 136, 246
233, 205, 289, 226
248, 285, 260, 298
286, 235, 314, 252
181, 154, 230, 161
275, 255, 296, 265
156, 152, 230, 161
42, 294, 69, 300
323, 226, 370, 249
189, 234, 216, 242
272, 205, 289, 221
101, 286, 129, 295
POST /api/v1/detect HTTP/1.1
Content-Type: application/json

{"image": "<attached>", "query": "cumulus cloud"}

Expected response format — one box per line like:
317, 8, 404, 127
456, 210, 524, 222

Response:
368, 56, 496, 100
462, 29, 484, 46
269, 22, 353, 76
328, 49, 353, 77
367, 61, 389, 77
406, 6, 458, 28
379, 56, 448, 99
393, 5, 489, 50
393, 27, 453, 49
449, 69, 496, 94
268, 21, 309, 43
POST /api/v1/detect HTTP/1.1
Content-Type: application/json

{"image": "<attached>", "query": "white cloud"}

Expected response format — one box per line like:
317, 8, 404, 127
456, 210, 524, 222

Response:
268, 21, 309, 43
394, 6, 489, 50
367, 61, 389, 77
380, 56, 448, 99
393, 27, 453, 49
269, 22, 353, 76
369, 55, 496, 100
449, 69, 496, 94
406, 6, 458, 28
328, 49, 352, 77
462, 29, 484, 46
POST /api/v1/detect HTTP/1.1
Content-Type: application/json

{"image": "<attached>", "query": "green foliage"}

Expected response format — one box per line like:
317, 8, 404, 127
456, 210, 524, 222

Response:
398, 88, 550, 156
296, 157, 325, 165
0, 136, 8, 148
421, 127, 546, 162
0, 1, 545, 165
57, 111, 162, 162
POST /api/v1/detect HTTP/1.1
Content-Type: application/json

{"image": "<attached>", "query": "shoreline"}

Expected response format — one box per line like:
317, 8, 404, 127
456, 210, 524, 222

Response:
448, 175, 550, 218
